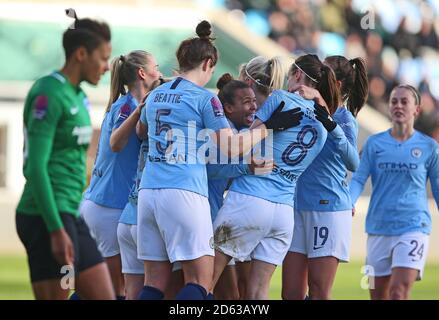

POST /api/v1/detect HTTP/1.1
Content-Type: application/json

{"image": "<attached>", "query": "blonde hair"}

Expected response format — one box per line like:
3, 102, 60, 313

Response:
107, 50, 152, 112
239, 56, 285, 96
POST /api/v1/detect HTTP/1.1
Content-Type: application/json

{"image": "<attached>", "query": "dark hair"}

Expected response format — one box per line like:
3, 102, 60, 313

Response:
176, 20, 218, 73
324, 55, 369, 117
392, 84, 421, 105
290, 54, 340, 114
216, 73, 250, 106
62, 9, 111, 60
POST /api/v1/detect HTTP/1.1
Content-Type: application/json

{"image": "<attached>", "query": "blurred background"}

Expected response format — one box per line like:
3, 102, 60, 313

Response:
221, 0, 439, 140
0, 0, 438, 299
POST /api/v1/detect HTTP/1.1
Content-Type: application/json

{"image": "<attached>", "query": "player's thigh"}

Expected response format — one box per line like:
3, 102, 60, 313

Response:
252, 202, 294, 266
117, 223, 144, 275
180, 255, 214, 288
155, 189, 214, 263
80, 200, 122, 258
75, 262, 115, 300
366, 235, 393, 278
288, 209, 307, 255
305, 210, 352, 262
124, 274, 144, 300
369, 276, 391, 300
392, 232, 429, 281
282, 251, 308, 300
137, 189, 168, 261
307, 256, 339, 292
213, 191, 272, 262
16, 214, 67, 285
246, 259, 277, 299
214, 264, 239, 300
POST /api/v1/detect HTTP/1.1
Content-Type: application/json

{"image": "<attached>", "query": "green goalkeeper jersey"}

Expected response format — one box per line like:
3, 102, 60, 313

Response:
17, 71, 93, 232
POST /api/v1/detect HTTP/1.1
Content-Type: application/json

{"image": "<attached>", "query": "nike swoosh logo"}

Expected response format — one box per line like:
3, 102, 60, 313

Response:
313, 246, 324, 250
375, 150, 384, 154
70, 107, 79, 115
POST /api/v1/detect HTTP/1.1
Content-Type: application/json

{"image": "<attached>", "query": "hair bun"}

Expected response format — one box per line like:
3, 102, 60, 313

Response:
196, 20, 212, 39
65, 8, 78, 20
216, 73, 234, 90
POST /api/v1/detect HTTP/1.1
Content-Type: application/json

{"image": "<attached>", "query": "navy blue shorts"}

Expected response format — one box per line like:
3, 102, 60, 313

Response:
16, 213, 103, 282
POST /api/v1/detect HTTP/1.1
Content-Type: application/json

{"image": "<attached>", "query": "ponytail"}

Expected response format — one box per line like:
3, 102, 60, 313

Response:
106, 50, 153, 112
291, 54, 340, 114
317, 65, 340, 115
267, 56, 285, 91
347, 58, 369, 117
324, 55, 369, 117
107, 55, 126, 112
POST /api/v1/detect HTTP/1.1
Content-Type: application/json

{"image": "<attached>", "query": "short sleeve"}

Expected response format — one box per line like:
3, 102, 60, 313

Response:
200, 95, 230, 131
113, 103, 134, 129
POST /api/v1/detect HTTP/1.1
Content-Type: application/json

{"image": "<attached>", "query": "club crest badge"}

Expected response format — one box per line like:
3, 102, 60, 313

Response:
411, 148, 422, 158
210, 97, 224, 117
33, 95, 48, 119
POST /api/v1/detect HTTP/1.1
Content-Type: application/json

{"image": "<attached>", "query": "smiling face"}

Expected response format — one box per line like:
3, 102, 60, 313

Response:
389, 87, 421, 126
80, 41, 112, 85
224, 87, 257, 128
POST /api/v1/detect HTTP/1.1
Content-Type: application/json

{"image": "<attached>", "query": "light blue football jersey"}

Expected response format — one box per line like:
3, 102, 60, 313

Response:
350, 130, 439, 235
207, 164, 250, 222
84, 92, 141, 209
230, 90, 328, 207
119, 140, 149, 225
207, 121, 251, 222
139, 77, 230, 197
296, 107, 359, 211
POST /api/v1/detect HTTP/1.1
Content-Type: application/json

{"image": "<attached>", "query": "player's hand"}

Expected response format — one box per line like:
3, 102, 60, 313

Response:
133, 101, 146, 118
314, 102, 337, 132
50, 228, 75, 266
249, 157, 274, 175
135, 78, 167, 117
264, 101, 304, 132
297, 85, 320, 100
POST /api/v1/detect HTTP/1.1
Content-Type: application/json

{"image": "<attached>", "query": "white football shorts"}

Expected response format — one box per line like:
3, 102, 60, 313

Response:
289, 209, 352, 262
117, 223, 144, 274
80, 199, 122, 258
213, 191, 294, 266
366, 231, 429, 280
137, 188, 214, 263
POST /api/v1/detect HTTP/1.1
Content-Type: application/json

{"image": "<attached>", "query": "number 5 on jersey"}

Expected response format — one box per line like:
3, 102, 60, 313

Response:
155, 109, 172, 155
